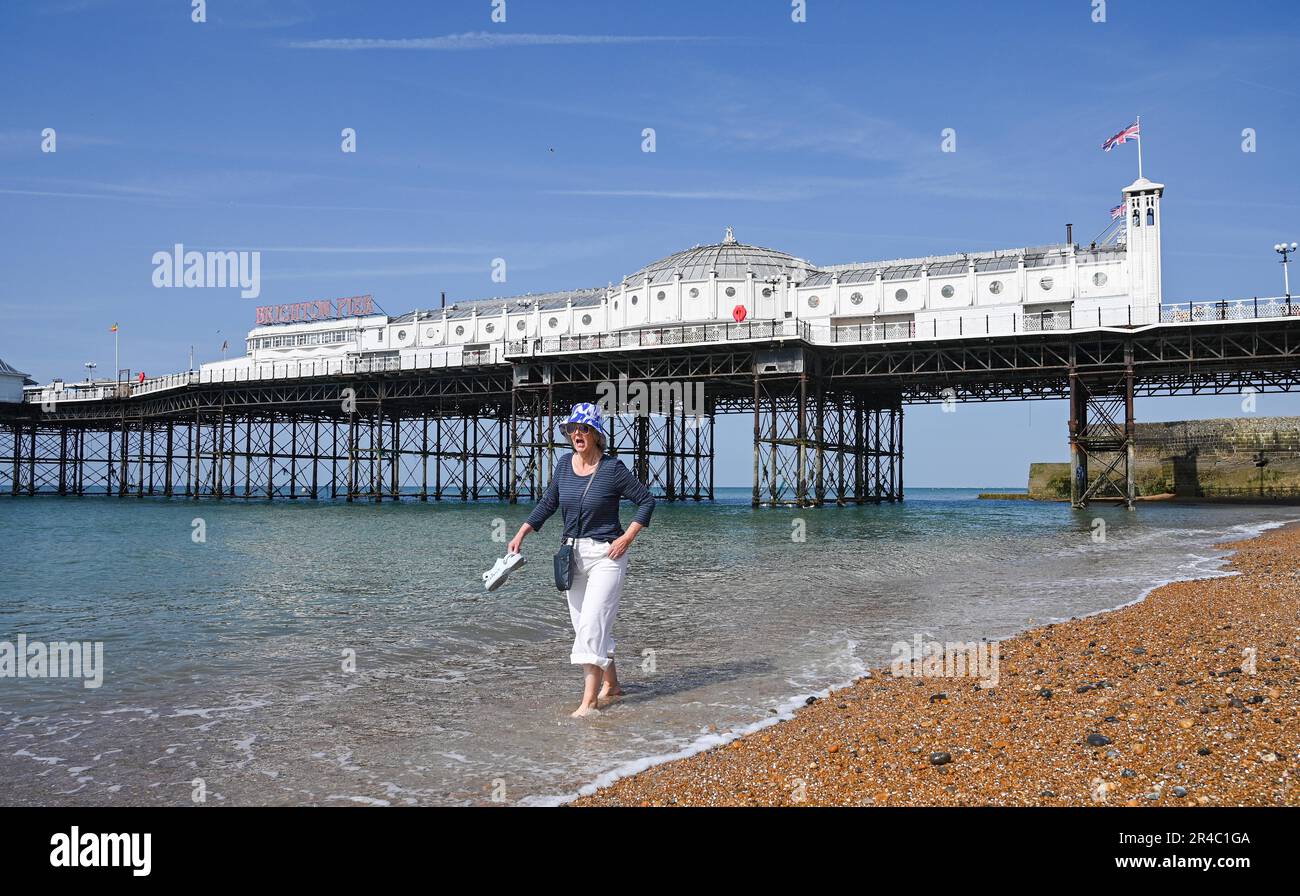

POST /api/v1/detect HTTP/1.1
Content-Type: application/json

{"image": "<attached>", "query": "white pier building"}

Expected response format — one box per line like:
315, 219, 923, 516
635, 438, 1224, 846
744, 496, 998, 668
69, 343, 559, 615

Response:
199, 177, 1166, 383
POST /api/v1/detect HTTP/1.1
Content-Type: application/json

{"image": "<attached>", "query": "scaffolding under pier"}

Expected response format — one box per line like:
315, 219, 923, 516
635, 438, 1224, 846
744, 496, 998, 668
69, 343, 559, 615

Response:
5, 315, 1300, 508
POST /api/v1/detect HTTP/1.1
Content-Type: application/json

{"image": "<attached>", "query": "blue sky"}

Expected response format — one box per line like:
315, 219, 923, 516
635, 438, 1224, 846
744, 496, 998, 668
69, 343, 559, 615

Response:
3, 0, 1299, 486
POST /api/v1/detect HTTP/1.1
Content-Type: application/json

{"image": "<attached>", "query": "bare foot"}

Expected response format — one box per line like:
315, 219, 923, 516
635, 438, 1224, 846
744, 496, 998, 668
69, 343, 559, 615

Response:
596, 687, 624, 707
571, 704, 601, 718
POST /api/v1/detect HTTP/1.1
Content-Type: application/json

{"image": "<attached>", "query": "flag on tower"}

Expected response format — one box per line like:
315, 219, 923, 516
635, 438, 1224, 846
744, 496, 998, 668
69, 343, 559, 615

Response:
1102, 121, 1140, 152
1110, 202, 1125, 220
221, 339, 228, 352
110, 323, 118, 333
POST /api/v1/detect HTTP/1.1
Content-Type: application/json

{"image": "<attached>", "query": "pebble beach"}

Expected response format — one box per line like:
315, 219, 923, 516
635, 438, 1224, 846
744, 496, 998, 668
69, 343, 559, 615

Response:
573, 523, 1300, 807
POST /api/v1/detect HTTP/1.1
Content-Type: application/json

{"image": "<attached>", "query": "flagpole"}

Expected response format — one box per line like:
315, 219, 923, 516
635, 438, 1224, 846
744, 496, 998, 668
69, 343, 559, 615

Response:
114, 328, 119, 382
1136, 114, 1143, 180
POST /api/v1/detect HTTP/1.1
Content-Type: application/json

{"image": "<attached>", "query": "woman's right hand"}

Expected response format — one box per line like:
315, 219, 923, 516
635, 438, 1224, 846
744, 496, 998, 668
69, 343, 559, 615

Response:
507, 527, 528, 555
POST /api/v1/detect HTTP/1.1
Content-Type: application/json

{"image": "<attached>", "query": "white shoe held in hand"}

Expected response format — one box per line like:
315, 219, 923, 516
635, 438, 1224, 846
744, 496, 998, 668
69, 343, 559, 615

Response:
482, 551, 526, 592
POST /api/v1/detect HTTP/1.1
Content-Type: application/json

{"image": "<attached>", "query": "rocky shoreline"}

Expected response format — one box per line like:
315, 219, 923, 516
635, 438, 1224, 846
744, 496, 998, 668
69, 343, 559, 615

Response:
572, 523, 1299, 807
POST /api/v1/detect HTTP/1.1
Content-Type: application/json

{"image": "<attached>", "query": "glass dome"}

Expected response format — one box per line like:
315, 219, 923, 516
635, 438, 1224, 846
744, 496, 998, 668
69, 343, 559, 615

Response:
623, 227, 817, 285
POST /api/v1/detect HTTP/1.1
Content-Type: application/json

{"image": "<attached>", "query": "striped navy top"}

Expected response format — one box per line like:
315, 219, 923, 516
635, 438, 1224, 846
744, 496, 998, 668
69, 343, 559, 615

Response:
525, 453, 656, 542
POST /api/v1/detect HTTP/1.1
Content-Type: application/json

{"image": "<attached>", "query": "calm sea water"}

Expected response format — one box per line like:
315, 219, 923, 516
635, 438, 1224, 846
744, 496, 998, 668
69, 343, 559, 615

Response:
0, 489, 1292, 806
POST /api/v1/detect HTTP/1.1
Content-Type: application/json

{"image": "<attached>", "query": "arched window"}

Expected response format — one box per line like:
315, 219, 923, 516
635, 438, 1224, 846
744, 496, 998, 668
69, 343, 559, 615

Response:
1131, 208, 1141, 228
1146, 207, 1154, 226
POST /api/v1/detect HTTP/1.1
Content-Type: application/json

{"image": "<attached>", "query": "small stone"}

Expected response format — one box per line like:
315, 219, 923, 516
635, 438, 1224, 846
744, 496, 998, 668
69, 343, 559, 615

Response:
1039, 689, 1053, 699
1086, 733, 1112, 747
929, 692, 948, 704
1121, 768, 1137, 778
930, 752, 952, 766
1132, 647, 1147, 655
1039, 790, 1056, 798
1178, 719, 1194, 729
805, 696, 818, 705
1171, 786, 1188, 798
1197, 747, 1211, 756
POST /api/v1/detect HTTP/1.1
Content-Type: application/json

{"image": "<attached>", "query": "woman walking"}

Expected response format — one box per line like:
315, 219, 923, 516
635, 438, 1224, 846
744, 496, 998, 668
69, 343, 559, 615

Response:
508, 403, 655, 717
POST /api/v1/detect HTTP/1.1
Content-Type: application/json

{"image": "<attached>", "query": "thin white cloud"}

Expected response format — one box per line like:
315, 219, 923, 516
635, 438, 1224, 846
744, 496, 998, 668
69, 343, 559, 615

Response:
545, 188, 791, 201
287, 31, 714, 50
229, 246, 483, 254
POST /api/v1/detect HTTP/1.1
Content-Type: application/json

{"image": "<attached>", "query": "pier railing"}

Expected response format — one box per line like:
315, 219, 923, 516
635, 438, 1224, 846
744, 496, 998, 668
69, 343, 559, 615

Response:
505, 319, 799, 358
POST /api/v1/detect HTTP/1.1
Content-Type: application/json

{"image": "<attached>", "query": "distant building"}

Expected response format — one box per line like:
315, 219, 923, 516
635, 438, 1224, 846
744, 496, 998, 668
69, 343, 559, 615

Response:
0, 358, 35, 403
201, 177, 1164, 379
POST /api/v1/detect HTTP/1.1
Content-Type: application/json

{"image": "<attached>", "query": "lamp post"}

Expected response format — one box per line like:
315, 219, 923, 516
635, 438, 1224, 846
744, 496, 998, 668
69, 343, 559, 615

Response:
1276, 241, 1297, 300
84, 361, 96, 383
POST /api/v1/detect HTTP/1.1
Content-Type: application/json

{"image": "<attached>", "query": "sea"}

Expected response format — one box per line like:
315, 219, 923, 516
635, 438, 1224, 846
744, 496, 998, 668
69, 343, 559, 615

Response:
0, 488, 1292, 806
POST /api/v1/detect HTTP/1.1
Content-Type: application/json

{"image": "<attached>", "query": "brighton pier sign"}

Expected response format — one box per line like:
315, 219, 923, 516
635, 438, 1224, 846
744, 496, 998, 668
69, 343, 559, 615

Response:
255, 294, 375, 326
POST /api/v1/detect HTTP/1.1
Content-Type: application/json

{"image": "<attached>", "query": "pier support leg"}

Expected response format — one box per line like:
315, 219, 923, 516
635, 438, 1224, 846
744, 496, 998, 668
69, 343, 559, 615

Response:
1068, 355, 1137, 509
752, 353, 902, 507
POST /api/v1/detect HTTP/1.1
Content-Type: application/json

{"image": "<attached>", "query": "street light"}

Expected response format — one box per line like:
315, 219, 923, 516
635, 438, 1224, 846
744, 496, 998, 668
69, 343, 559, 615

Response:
83, 361, 97, 382
1275, 241, 1297, 300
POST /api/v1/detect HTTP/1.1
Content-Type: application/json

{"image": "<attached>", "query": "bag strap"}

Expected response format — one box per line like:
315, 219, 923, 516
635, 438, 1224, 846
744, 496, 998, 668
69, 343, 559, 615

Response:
573, 456, 603, 542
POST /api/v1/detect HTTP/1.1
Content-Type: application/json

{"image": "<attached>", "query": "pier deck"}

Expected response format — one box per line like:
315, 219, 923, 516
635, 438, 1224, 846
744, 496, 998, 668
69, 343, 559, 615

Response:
4, 302, 1300, 508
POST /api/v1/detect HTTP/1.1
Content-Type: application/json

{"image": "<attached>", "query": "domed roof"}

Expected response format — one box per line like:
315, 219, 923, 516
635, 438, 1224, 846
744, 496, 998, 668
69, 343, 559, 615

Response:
623, 227, 817, 286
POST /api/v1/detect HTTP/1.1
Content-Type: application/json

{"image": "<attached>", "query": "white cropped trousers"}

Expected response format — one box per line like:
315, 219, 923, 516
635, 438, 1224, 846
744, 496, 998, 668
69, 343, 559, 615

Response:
566, 537, 629, 669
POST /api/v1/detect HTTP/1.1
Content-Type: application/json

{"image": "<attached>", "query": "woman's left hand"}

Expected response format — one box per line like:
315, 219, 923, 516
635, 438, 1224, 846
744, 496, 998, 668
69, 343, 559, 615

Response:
607, 533, 633, 560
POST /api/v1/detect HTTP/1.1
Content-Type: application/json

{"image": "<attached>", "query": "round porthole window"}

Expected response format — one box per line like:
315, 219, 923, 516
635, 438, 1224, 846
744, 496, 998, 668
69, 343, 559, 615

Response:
725, 286, 736, 298
940, 285, 955, 299
397, 329, 407, 341
1093, 272, 1108, 287
581, 313, 592, 325
989, 280, 1003, 295
688, 288, 699, 299
455, 325, 465, 336
850, 292, 864, 305
515, 319, 526, 331
548, 317, 558, 328
761, 288, 772, 298
425, 328, 435, 339
485, 323, 495, 334
1039, 277, 1054, 291
895, 288, 908, 302
657, 290, 666, 301
808, 295, 821, 308
631, 295, 638, 305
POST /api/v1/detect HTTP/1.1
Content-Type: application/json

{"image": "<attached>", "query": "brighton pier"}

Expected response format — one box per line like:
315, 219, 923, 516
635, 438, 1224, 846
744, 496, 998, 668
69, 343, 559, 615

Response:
4, 176, 1300, 509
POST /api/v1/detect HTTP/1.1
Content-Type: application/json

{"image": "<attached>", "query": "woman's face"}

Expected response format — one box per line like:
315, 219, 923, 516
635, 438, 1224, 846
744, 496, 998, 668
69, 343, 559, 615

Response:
568, 424, 597, 454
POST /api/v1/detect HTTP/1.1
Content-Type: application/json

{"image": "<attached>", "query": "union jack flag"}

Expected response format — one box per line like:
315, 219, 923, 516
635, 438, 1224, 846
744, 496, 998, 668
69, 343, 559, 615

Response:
1102, 121, 1140, 152
1110, 202, 1125, 220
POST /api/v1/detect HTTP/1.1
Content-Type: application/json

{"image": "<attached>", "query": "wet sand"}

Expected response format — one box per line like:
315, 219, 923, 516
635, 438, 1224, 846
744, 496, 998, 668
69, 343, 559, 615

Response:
573, 523, 1299, 806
